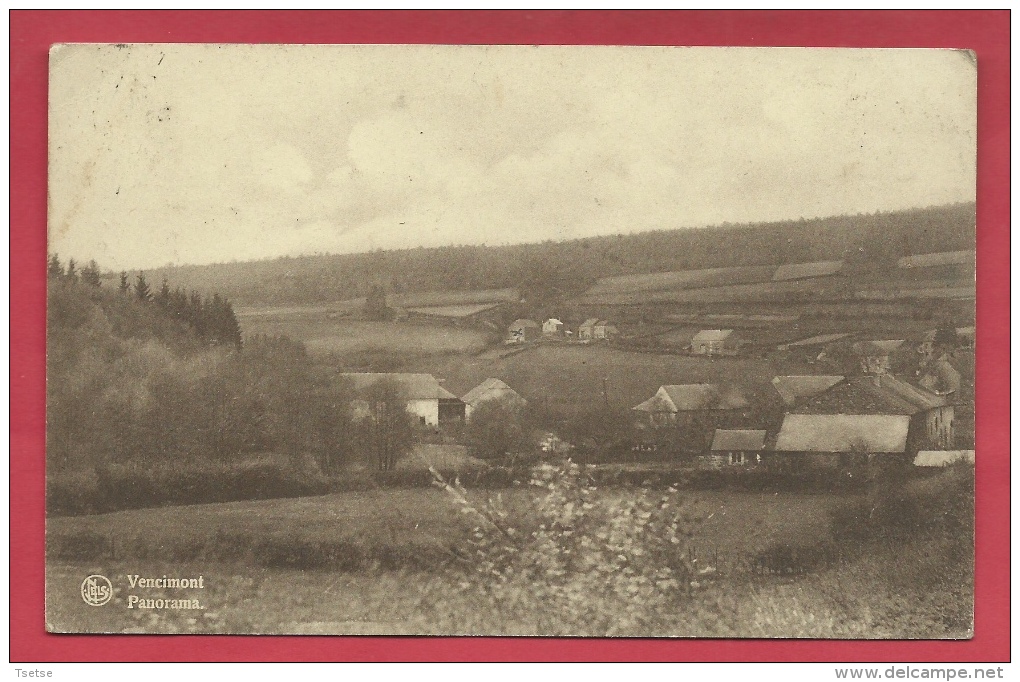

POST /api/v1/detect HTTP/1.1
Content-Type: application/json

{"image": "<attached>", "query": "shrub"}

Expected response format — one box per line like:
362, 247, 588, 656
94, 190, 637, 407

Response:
419, 459, 703, 636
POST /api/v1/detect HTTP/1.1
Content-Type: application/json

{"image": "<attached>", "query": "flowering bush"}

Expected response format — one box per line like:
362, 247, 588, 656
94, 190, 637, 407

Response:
425, 459, 702, 636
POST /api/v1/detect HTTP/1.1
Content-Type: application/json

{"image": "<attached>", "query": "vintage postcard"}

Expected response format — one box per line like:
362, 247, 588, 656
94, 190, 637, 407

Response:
46, 44, 975, 637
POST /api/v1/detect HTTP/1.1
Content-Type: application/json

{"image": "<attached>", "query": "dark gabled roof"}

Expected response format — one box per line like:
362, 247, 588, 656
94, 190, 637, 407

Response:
792, 375, 947, 416
771, 375, 844, 406
773, 260, 844, 282
711, 429, 767, 451
897, 250, 975, 269
339, 373, 458, 401
775, 414, 910, 453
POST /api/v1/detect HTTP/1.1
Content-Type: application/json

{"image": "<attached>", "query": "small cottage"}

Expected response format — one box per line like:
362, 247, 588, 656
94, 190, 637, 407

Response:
594, 320, 619, 340
542, 318, 565, 335
507, 319, 540, 344
578, 318, 599, 341
461, 378, 528, 421
706, 429, 767, 467
691, 329, 738, 356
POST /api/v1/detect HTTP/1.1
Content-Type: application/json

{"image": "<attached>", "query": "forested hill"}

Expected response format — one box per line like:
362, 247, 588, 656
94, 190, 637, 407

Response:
139, 203, 975, 308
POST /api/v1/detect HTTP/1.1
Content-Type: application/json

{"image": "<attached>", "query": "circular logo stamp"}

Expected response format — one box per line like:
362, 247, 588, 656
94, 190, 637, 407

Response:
80, 574, 113, 606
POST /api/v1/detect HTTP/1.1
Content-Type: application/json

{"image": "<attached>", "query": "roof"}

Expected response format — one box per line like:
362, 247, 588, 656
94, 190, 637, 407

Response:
339, 373, 458, 401
773, 260, 844, 282
544, 318, 564, 326
852, 339, 905, 355
780, 332, 853, 348
775, 414, 911, 453
579, 318, 599, 328
793, 375, 947, 416
913, 450, 975, 467
509, 319, 539, 329
692, 329, 735, 343
772, 375, 844, 406
711, 429, 767, 451
897, 250, 975, 269
461, 378, 525, 406
633, 384, 748, 412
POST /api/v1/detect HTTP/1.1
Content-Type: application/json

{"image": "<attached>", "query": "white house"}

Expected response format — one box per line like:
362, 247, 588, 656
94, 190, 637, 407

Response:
543, 318, 565, 335
339, 373, 464, 427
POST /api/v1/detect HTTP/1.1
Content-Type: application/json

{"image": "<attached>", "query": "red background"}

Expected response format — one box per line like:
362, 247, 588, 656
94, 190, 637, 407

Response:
10, 10, 1010, 662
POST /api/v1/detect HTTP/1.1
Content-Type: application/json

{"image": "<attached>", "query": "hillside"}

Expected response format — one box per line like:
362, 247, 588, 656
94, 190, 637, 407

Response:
132, 203, 975, 308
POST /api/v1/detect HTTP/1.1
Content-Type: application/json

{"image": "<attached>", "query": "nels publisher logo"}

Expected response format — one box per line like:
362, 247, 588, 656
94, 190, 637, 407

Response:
80, 574, 113, 606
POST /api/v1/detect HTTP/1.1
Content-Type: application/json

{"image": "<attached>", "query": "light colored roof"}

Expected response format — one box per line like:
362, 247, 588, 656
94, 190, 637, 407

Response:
914, 450, 975, 467
633, 384, 748, 412
579, 318, 599, 328
692, 329, 734, 343
772, 375, 844, 406
897, 250, 974, 269
711, 429, 767, 451
461, 378, 526, 406
773, 260, 844, 282
339, 373, 458, 401
509, 319, 539, 329
775, 414, 910, 453
545, 318, 563, 325
781, 332, 852, 348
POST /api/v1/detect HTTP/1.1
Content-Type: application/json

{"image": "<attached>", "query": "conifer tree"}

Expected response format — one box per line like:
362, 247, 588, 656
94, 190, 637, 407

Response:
119, 271, 130, 294
135, 272, 152, 302
47, 254, 64, 279
80, 260, 102, 287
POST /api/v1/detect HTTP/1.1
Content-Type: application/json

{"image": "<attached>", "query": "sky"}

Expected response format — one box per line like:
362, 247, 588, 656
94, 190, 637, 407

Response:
49, 45, 976, 271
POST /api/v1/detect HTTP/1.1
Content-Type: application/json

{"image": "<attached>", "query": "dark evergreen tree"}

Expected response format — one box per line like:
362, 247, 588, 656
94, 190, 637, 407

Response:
155, 278, 171, 308
47, 254, 64, 279
135, 272, 152, 302
65, 258, 77, 281
80, 260, 102, 287
119, 271, 130, 294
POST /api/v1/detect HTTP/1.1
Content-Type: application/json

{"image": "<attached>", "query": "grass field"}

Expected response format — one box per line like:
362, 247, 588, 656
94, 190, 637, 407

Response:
239, 318, 492, 359
586, 266, 776, 296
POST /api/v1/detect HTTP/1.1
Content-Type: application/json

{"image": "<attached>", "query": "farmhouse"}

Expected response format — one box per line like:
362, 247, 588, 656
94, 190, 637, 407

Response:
594, 320, 619, 340
771, 375, 845, 407
772, 413, 912, 469
789, 374, 954, 453
913, 450, 975, 467
507, 319, 540, 344
691, 329, 738, 356
542, 318, 565, 335
339, 373, 465, 427
578, 318, 599, 340
632, 384, 750, 451
852, 339, 905, 375
772, 260, 844, 282
461, 378, 528, 420
706, 429, 767, 467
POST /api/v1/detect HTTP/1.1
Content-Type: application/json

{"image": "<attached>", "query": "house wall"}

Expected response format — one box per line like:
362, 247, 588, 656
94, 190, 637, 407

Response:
407, 399, 440, 427
908, 406, 954, 453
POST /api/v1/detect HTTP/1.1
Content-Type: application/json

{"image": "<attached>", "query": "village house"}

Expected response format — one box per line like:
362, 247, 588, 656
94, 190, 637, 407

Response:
691, 329, 739, 356
594, 320, 619, 340
632, 383, 750, 452
461, 378, 528, 421
339, 373, 465, 427
771, 375, 845, 407
542, 318, 565, 335
772, 413, 912, 470
506, 319, 540, 344
578, 318, 599, 341
771, 374, 954, 469
705, 429, 766, 467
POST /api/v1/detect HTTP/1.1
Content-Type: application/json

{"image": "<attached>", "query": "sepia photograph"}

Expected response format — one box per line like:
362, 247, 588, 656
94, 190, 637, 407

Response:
45, 44, 976, 638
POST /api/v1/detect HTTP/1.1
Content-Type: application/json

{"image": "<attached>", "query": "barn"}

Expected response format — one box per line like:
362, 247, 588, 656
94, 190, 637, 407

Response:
691, 329, 738, 356
632, 384, 750, 452
339, 373, 465, 427
772, 413, 911, 470
706, 429, 767, 467
771, 375, 845, 407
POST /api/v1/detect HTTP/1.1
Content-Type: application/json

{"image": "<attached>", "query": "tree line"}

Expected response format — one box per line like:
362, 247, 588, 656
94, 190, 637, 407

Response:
143, 202, 975, 307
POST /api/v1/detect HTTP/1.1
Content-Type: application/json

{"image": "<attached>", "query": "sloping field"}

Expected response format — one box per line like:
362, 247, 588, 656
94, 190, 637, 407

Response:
406, 303, 502, 318
240, 318, 490, 358
577, 278, 849, 306
393, 288, 520, 307
584, 265, 776, 296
